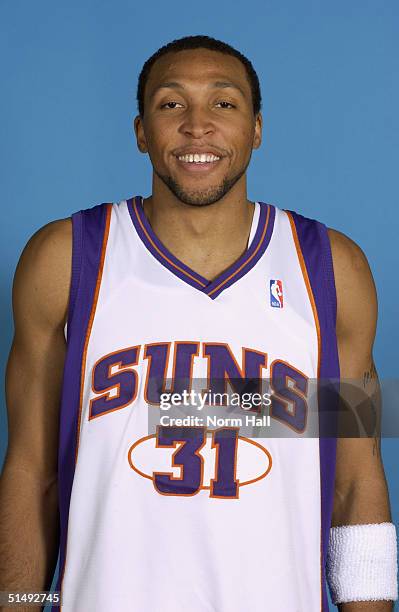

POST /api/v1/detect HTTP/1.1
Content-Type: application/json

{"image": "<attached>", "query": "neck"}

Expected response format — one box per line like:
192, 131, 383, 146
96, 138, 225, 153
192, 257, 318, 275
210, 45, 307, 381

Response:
141, 179, 256, 281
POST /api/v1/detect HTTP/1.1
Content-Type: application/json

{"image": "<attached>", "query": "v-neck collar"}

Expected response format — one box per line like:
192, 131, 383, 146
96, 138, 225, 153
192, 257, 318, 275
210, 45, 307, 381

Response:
127, 195, 275, 300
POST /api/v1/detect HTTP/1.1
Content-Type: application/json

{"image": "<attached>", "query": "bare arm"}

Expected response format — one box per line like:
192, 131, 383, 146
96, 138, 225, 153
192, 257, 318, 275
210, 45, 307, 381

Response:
0, 218, 72, 610
328, 228, 393, 612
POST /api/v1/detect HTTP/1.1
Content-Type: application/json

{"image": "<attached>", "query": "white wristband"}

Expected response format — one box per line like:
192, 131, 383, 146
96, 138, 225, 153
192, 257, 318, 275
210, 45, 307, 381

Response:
326, 522, 398, 603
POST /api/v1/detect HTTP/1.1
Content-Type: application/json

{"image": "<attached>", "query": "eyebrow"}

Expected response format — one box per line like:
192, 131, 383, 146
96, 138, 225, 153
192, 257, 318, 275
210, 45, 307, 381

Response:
151, 80, 246, 98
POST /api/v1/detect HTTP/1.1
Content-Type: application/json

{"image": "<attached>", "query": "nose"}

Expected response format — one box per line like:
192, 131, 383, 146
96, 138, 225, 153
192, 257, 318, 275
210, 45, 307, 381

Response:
179, 105, 215, 138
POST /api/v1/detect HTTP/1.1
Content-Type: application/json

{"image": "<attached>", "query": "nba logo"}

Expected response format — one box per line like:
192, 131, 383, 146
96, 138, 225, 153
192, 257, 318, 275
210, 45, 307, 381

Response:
270, 280, 283, 308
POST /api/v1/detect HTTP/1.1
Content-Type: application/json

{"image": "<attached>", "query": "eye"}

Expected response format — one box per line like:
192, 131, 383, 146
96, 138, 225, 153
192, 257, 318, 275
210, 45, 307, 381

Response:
216, 101, 235, 109
160, 101, 184, 109
160, 100, 235, 110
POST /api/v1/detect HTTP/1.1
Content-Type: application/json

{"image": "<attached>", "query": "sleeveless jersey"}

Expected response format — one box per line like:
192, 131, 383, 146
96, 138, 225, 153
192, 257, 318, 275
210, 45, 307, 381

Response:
52, 196, 339, 611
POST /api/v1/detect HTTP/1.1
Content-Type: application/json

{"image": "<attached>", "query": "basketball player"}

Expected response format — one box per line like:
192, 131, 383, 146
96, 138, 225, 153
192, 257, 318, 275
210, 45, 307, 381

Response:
0, 35, 397, 611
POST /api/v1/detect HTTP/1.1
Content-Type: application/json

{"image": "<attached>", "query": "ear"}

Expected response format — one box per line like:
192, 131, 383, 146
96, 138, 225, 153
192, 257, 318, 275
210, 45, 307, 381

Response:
252, 112, 262, 150
134, 115, 148, 153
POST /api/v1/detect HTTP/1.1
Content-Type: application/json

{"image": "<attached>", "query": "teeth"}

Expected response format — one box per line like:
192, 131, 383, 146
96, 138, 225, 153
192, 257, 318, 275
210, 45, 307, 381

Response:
177, 153, 220, 163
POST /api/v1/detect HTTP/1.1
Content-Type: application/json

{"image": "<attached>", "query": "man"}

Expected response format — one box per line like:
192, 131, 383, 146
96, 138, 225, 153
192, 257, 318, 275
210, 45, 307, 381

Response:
0, 34, 396, 611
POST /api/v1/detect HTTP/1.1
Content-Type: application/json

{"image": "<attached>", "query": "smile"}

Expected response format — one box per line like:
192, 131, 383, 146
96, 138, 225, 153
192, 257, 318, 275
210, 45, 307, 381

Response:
174, 152, 223, 173
177, 153, 220, 163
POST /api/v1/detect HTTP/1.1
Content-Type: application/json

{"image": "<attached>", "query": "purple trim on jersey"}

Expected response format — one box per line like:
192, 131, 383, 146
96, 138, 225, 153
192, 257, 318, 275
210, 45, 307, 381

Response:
286, 210, 340, 612
208, 202, 275, 299
51, 203, 109, 611
127, 196, 275, 299
129, 195, 208, 288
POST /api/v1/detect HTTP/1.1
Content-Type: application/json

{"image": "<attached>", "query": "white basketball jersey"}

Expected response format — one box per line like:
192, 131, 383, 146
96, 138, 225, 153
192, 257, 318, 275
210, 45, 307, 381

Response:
52, 196, 339, 611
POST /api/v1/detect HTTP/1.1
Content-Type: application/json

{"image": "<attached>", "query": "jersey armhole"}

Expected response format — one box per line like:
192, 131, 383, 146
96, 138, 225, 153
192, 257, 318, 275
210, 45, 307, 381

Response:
318, 223, 337, 331
65, 211, 83, 339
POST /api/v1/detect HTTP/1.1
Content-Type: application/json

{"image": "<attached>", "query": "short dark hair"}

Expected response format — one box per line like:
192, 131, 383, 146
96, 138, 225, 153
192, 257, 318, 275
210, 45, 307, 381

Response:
136, 34, 262, 118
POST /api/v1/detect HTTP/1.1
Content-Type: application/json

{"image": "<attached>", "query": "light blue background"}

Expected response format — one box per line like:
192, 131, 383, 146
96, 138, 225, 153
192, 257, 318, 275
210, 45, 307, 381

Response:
1, 2, 398, 609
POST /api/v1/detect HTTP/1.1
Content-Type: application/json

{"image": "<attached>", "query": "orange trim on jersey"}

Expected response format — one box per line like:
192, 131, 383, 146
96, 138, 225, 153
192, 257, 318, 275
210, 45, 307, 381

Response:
128, 433, 156, 480
286, 211, 322, 377
285, 210, 324, 612
170, 340, 200, 397
133, 198, 208, 287
128, 431, 273, 494
209, 427, 240, 499
201, 343, 268, 407
89, 345, 140, 420
153, 425, 207, 497
269, 358, 309, 434
143, 342, 172, 406
60, 203, 112, 609
74, 204, 112, 455
207, 204, 271, 296
236, 435, 273, 487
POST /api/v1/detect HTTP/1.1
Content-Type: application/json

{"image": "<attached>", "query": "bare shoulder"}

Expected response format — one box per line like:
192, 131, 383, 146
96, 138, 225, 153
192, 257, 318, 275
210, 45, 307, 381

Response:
327, 227, 377, 342
328, 227, 372, 276
12, 216, 73, 333
5, 217, 72, 479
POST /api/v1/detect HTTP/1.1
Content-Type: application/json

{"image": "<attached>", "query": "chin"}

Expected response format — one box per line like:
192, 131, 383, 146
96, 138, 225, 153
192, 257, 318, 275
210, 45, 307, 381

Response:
155, 164, 246, 207
174, 189, 227, 207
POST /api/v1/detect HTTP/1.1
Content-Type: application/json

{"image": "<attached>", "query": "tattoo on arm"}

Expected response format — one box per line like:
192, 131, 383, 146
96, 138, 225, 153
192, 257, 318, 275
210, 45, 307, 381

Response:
362, 361, 377, 389
362, 361, 381, 457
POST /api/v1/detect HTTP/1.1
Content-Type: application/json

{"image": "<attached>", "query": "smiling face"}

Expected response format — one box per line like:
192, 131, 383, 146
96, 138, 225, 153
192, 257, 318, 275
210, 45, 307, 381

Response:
134, 48, 262, 206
